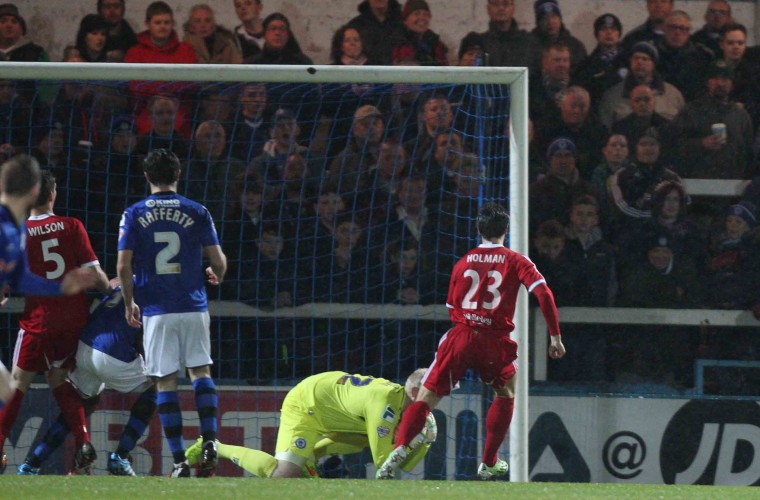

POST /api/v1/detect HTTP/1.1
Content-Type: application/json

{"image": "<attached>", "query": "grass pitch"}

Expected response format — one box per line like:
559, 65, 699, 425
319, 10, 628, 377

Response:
3, 476, 757, 500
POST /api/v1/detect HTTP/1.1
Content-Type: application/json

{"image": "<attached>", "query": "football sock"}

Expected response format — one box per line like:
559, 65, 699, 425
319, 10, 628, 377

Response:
192, 377, 218, 443
116, 386, 157, 458
51, 383, 89, 447
157, 390, 185, 463
395, 401, 429, 448
0, 388, 24, 450
28, 395, 99, 467
217, 442, 277, 478
483, 396, 514, 467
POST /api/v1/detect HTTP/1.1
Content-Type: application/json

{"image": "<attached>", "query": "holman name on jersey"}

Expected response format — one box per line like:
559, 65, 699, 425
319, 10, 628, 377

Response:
27, 221, 64, 237
466, 253, 505, 264
137, 208, 195, 229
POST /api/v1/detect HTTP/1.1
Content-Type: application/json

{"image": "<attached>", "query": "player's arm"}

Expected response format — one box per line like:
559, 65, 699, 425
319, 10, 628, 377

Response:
532, 282, 566, 359
116, 249, 140, 327
86, 264, 112, 296
204, 244, 227, 285
13, 249, 94, 296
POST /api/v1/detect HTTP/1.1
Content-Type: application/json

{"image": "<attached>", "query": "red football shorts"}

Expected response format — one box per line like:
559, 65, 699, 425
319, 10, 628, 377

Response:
423, 323, 517, 396
12, 329, 78, 373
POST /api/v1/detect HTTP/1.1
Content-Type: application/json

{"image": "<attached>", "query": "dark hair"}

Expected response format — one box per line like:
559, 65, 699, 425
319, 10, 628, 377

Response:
571, 194, 599, 211
651, 180, 687, 218
476, 202, 509, 239
143, 148, 180, 186
536, 219, 565, 240
145, 1, 172, 21
35, 170, 56, 207
263, 12, 303, 54
330, 24, 365, 64
0, 155, 41, 197
720, 22, 747, 40
98, 0, 124, 10
76, 14, 110, 61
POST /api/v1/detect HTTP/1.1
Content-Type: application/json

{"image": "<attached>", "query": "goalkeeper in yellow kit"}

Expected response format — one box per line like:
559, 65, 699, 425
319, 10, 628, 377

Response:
185, 369, 436, 478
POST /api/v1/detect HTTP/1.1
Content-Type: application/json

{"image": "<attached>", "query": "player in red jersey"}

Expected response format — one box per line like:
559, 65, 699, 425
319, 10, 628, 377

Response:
0, 170, 111, 474
377, 202, 565, 480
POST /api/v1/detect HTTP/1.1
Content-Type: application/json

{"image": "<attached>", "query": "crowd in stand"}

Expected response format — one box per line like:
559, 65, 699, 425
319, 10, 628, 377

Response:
1, 0, 760, 389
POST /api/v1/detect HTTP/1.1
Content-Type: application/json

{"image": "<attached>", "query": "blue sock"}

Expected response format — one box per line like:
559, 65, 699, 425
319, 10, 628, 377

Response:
29, 417, 69, 467
192, 377, 218, 443
116, 386, 157, 458
157, 390, 185, 463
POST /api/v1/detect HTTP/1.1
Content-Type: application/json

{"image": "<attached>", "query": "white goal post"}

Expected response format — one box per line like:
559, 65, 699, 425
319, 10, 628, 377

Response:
0, 61, 530, 481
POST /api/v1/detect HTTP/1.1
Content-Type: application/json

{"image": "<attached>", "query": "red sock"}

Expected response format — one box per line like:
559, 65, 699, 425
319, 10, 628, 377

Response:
52, 383, 89, 446
0, 389, 25, 450
396, 401, 429, 447
483, 397, 514, 467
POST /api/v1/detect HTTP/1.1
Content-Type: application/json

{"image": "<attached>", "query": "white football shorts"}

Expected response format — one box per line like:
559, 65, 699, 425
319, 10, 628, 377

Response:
69, 341, 153, 398
142, 311, 213, 377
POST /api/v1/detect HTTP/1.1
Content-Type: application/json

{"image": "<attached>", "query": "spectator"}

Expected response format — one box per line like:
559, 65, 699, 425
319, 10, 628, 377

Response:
692, 0, 732, 55
233, 0, 264, 61
438, 153, 483, 258
590, 133, 630, 210
621, 0, 674, 53
530, 0, 587, 69
537, 85, 609, 180
228, 82, 271, 163
249, 108, 308, 199
528, 42, 571, 123
134, 94, 190, 160
611, 84, 670, 148
0, 4, 47, 62
655, 10, 714, 102
706, 201, 760, 309
456, 32, 486, 67
608, 128, 681, 236
380, 239, 436, 305
598, 41, 685, 128
668, 59, 753, 179
529, 137, 600, 232
404, 92, 453, 162
0, 79, 32, 151
245, 13, 313, 65
719, 23, 760, 130
183, 120, 245, 222
97, 0, 137, 61
192, 87, 235, 138
475, 0, 537, 69
330, 24, 376, 65
573, 14, 625, 107
326, 104, 385, 205
75, 14, 110, 62
124, 1, 198, 137
313, 214, 368, 303
183, 4, 242, 64
392, 0, 448, 66
531, 219, 576, 306
0, 4, 48, 104
347, 0, 405, 66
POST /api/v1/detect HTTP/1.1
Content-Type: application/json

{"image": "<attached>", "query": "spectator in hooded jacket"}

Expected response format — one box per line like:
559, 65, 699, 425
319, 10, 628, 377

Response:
347, 0, 405, 66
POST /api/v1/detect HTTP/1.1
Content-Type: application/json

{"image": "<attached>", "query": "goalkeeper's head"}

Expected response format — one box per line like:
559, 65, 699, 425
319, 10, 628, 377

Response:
404, 368, 427, 402
477, 202, 509, 241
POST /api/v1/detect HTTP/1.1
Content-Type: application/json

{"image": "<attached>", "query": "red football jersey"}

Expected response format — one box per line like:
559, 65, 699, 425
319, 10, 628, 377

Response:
446, 242, 546, 334
20, 213, 99, 335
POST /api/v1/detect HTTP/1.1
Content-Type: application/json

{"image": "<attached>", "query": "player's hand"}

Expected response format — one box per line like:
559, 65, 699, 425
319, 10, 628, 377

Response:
60, 268, 98, 296
206, 266, 220, 286
548, 335, 566, 359
125, 302, 142, 328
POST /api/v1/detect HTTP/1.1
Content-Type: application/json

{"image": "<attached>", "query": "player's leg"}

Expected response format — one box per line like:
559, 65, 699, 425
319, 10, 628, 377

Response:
0, 365, 35, 473
0, 329, 43, 473
108, 384, 156, 476
19, 396, 99, 475
143, 314, 188, 477
477, 336, 518, 480
186, 436, 278, 477
184, 311, 218, 478
271, 388, 321, 478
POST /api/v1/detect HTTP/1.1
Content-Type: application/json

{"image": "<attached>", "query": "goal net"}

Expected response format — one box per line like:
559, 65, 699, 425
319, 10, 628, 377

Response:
0, 62, 529, 479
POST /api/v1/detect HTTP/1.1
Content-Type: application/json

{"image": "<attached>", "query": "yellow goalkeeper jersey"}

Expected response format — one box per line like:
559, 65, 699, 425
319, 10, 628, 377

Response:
289, 371, 408, 466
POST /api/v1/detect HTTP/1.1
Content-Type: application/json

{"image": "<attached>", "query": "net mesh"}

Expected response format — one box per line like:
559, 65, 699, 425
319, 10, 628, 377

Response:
0, 73, 513, 477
